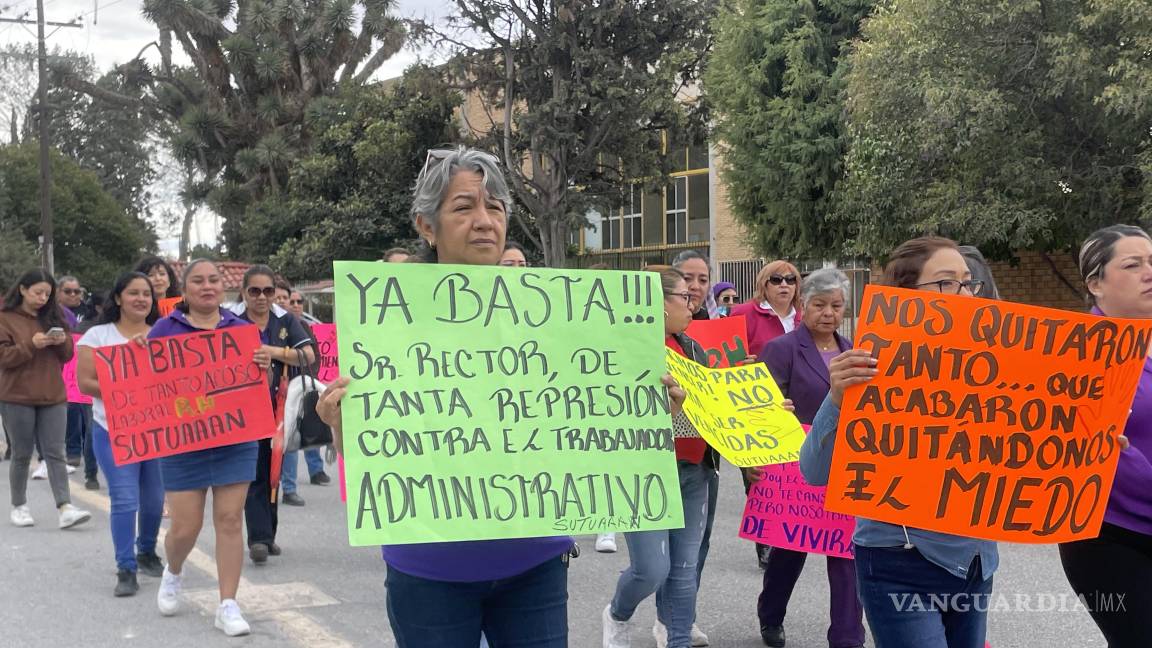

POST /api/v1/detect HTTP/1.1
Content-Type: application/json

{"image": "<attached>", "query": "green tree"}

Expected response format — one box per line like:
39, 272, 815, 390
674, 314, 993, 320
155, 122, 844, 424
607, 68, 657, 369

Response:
835, 0, 1152, 259
434, 0, 715, 267
240, 67, 459, 280
704, 0, 875, 259
59, 0, 407, 256
0, 144, 150, 287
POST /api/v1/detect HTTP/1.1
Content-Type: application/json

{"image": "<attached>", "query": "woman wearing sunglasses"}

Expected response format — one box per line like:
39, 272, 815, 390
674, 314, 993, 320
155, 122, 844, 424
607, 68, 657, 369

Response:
731, 260, 803, 358
229, 266, 315, 565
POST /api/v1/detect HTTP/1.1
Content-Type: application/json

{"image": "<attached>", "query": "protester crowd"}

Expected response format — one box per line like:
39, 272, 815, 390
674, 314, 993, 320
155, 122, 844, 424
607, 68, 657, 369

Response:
0, 145, 1149, 648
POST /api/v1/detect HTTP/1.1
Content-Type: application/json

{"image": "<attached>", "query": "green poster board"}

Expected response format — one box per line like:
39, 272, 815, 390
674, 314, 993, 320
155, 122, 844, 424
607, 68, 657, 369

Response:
335, 261, 684, 545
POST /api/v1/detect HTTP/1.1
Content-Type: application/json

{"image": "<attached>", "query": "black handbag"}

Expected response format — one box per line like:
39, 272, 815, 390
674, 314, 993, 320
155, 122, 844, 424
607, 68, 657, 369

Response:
295, 348, 333, 449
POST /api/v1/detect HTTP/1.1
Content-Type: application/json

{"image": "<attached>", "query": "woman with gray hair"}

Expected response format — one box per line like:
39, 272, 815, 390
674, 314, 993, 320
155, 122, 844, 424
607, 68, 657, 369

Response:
315, 147, 663, 647
754, 268, 865, 648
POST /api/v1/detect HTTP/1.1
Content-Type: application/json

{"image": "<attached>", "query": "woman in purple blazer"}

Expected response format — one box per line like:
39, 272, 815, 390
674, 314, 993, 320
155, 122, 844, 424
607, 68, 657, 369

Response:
754, 268, 865, 648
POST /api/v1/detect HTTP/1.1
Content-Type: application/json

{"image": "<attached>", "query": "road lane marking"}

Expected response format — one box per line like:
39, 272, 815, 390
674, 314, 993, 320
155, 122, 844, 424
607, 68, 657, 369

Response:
70, 481, 353, 647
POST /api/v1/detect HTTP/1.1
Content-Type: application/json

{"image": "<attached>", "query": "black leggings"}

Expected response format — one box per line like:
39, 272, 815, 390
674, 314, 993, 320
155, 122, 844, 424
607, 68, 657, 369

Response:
1059, 523, 1152, 648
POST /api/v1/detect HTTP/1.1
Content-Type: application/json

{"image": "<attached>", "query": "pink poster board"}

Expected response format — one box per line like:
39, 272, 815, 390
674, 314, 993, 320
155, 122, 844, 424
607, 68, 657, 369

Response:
64, 334, 91, 404
739, 435, 856, 558
312, 323, 339, 383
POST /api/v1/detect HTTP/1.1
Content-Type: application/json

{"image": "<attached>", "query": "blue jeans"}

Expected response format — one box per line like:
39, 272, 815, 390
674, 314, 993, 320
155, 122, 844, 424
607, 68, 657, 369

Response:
611, 462, 710, 648
65, 403, 97, 479
696, 465, 719, 587
385, 556, 568, 647
91, 423, 165, 572
854, 545, 992, 648
281, 448, 325, 494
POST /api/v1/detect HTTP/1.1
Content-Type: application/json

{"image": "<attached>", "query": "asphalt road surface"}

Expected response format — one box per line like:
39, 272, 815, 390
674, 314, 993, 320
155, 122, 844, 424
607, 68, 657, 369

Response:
0, 456, 1106, 647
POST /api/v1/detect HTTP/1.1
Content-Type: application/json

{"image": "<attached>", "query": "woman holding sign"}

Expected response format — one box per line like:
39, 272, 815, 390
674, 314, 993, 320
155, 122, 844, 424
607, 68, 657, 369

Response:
76, 271, 166, 597
800, 237, 997, 648
0, 269, 92, 531
601, 265, 716, 648
757, 268, 865, 648
147, 259, 270, 637
1060, 225, 1152, 647
317, 147, 573, 647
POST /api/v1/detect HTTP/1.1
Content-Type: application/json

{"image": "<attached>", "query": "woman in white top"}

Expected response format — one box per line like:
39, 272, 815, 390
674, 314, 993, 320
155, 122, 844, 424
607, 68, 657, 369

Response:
76, 271, 165, 597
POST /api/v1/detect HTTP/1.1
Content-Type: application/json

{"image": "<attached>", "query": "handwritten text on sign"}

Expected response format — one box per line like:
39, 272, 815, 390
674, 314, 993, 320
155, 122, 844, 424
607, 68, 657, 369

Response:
63, 334, 91, 404
740, 460, 855, 558
311, 323, 339, 383
685, 316, 750, 368
335, 262, 682, 546
665, 348, 805, 467
826, 285, 1152, 543
94, 327, 276, 465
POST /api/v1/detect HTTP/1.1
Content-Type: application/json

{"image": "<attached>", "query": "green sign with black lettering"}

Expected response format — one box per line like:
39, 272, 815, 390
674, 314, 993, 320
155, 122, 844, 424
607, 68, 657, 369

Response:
335, 261, 684, 545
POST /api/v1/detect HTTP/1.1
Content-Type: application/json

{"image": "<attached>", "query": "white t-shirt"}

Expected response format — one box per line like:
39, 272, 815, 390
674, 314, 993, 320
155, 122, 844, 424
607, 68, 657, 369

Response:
758, 302, 798, 334
77, 323, 129, 429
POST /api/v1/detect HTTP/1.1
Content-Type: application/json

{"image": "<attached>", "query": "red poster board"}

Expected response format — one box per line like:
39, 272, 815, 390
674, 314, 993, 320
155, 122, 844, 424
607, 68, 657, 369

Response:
685, 315, 750, 368
94, 326, 275, 465
311, 323, 339, 383
63, 334, 91, 404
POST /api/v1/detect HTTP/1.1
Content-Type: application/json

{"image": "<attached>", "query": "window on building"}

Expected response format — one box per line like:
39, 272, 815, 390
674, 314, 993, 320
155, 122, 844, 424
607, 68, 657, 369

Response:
623, 185, 642, 249
603, 209, 621, 250
688, 174, 709, 243
666, 176, 688, 245
583, 208, 603, 251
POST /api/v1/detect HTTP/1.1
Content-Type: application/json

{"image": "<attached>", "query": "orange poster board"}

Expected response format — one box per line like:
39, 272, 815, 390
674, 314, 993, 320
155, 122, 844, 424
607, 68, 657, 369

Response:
824, 285, 1152, 543
158, 297, 183, 317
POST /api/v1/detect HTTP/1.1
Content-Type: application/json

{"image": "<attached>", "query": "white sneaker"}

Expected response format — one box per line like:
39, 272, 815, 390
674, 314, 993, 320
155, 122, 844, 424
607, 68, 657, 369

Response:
66, 464, 76, 474
58, 503, 91, 529
603, 605, 631, 648
157, 567, 183, 616
10, 505, 33, 527
595, 533, 618, 553
214, 599, 251, 637
653, 621, 709, 647
31, 463, 47, 480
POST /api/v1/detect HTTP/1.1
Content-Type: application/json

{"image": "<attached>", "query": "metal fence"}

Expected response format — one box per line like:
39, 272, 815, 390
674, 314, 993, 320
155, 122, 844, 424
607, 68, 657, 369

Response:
718, 258, 872, 340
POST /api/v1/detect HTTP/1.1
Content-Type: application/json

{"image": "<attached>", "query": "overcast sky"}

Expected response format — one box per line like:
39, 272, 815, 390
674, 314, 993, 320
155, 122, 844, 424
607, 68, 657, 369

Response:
0, 0, 453, 253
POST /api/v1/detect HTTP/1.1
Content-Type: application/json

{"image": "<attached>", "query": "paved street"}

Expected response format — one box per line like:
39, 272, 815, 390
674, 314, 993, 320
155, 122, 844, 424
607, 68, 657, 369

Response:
0, 456, 1107, 647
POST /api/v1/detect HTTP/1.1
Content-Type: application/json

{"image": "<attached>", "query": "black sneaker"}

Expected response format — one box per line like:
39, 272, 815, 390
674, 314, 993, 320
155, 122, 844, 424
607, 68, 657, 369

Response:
85, 478, 100, 491
136, 552, 164, 578
114, 569, 138, 597
249, 543, 269, 565
282, 492, 306, 506
268, 542, 282, 556
760, 625, 785, 648
310, 471, 331, 486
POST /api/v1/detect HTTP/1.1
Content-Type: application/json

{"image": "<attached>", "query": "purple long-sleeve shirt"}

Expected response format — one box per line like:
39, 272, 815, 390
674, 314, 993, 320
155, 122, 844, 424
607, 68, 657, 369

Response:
1107, 354, 1152, 536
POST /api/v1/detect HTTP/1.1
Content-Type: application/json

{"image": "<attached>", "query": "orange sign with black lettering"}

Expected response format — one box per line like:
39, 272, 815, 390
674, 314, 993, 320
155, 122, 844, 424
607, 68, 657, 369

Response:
825, 285, 1152, 543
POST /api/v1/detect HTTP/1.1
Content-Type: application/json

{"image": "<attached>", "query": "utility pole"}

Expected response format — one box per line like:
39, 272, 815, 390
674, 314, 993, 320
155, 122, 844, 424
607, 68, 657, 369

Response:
0, 8, 81, 275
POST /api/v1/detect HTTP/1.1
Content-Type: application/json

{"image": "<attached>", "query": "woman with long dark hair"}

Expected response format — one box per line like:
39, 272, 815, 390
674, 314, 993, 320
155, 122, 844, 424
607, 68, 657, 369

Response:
801, 237, 996, 648
76, 271, 165, 597
134, 256, 182, 299
0, 269, 91, 530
